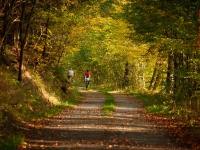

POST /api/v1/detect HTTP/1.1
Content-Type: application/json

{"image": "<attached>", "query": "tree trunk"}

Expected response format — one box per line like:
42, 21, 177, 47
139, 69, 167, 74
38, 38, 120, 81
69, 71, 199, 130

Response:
142, 63, 145, 89
42, 17, 50, 57
166, 50, 174, 94
0, 0, 11, 62
149, 59, 163, 90
153, 71, 161, 90
18, 1, 26, 81
149, 68, 158, 90
18, 0, 36, 81
198, 10, 200, 51
197, 10, 200, 114
123, 62, 129, 87
0, 0, 17, 53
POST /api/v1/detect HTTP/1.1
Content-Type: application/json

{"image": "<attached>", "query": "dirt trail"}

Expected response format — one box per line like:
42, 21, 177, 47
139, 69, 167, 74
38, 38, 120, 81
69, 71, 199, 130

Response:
21, 88, 188, 150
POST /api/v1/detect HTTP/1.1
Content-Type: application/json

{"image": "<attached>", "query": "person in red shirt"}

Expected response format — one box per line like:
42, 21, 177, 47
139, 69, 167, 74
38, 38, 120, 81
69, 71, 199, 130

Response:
84, 70, 90, 85
85, 70, 90, 78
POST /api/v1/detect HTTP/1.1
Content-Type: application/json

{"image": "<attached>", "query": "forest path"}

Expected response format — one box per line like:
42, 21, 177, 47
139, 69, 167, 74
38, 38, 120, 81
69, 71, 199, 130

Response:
21, 87, 187, 150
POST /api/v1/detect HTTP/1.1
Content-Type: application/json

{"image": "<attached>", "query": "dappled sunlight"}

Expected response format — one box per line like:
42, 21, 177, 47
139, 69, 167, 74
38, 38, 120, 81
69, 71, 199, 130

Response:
25, 139, 164, 150
34, 114, 155, 132
22, 89, 183, 150
78, 87, 99, 93
41, 125, 150, 132
24, 117, 170, 149
24, 71, 61, 106
108, 90, 123, 94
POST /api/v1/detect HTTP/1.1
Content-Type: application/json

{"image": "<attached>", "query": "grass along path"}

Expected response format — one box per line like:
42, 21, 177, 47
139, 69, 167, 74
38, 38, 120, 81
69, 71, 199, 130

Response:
18, 87, 192, 149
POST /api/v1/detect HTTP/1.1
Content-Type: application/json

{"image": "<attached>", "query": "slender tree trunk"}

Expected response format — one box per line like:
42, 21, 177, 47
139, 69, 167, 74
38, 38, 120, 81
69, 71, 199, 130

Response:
198, 10, 200, 51
165, 50, 177, 111
166, 50, 174, 94
197, 10, 200, 112
196, 10, 200, 91
153, 71, 161, 90
18, 0, 36, 81
56, 45, 65, 67
0, 0, 17, 53
149, 59, 163, 90
0, 0, 10, 62
18, 1, 26, 81
149, 67, 158, 90
42, 17, 50, 57
142, 63, 145, 89
173, 53, 178, 90
123, 62, 129, 87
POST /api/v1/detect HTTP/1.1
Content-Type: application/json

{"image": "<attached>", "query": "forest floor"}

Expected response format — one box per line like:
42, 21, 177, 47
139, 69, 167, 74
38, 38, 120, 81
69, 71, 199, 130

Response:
19, 87, 200, 150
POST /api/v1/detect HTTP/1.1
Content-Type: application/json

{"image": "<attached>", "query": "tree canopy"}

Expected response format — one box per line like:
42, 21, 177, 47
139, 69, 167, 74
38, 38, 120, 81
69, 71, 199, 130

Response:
1, 0, 200, 122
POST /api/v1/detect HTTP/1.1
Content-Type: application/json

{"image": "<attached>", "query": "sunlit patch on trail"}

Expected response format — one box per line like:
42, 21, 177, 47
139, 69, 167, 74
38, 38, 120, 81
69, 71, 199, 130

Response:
23, 86, 186, 150
24, 139, 163, 150
78, 87, 98, 93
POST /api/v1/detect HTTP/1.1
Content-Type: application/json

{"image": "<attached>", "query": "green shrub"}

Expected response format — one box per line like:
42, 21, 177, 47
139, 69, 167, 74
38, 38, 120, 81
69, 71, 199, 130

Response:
0, 135, 24, 150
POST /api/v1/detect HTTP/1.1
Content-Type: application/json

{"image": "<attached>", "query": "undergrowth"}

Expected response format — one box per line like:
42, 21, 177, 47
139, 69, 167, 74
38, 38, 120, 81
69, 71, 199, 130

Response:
0, 135, 24, 150
0, 66, 82, 150
131, 92, 172, 115
131, 91, 200, 136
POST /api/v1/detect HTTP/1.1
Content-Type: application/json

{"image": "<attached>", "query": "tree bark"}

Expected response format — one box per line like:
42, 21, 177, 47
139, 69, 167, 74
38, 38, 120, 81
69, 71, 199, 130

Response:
18, 1, 26, 81
166, 50, 174, 94
198, 10, 200, 50
149, 68, 158, 90
0, 0, 8, 55
18, 0, 36, 81
123, 62, 129, 87
42, 17, 50, 57
149, 59, 163, 90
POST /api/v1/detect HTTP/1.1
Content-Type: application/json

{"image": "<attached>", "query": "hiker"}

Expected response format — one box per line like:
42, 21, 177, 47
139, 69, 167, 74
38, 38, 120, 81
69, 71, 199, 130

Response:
68, 68, 74, 81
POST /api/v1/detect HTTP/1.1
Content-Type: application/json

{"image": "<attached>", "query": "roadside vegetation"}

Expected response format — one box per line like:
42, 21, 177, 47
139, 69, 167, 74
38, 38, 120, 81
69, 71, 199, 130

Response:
133, 92, 172, 115
133, 91, 200, 126
132, 91, 200, 148
0, 66, 82, 150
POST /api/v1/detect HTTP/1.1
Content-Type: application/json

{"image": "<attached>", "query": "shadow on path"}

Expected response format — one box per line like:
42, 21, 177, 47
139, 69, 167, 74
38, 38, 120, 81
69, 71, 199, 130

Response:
21, 88, 188, 150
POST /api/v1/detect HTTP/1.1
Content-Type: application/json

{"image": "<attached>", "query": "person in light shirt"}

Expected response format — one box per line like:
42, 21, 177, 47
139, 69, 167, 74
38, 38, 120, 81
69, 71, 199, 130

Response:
67, 68, 74, 82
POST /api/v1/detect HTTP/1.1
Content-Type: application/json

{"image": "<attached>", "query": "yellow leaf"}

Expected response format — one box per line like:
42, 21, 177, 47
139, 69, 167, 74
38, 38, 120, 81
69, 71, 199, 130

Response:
40, 145, 45, 148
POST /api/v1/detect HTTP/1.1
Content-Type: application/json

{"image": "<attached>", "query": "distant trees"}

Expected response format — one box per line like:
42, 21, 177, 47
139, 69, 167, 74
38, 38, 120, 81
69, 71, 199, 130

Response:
58, 1, 148, 91
124, 0, 200, 117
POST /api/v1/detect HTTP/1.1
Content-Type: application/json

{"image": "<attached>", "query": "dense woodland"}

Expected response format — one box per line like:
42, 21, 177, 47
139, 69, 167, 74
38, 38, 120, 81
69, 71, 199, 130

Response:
1, 0, 200, 148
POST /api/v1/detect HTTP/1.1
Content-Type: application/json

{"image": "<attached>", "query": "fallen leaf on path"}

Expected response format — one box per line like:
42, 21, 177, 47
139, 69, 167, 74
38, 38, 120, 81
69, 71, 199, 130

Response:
53, 142, 58, 147
40, 145, 45, 148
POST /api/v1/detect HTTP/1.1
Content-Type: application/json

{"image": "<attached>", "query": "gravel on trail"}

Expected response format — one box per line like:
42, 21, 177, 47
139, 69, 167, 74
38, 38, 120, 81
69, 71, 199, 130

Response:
21, 87, 188, 150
